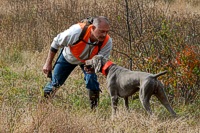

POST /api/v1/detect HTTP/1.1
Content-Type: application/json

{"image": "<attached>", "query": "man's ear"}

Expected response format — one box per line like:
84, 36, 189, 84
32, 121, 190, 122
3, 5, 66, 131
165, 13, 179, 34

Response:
92, 25, 96, 31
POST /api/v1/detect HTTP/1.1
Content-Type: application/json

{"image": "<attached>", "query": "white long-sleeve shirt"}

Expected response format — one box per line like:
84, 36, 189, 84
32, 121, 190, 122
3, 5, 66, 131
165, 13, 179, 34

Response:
51, 23, 112, 65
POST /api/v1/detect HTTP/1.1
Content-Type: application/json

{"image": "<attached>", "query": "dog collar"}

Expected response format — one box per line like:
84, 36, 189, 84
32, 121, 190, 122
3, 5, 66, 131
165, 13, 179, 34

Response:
102, 61, 114, 76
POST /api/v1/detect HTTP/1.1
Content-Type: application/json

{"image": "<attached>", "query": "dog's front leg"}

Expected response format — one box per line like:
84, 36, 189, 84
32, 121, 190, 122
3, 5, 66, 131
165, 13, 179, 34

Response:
124, 97, 129, 110
111, 95, 118, 117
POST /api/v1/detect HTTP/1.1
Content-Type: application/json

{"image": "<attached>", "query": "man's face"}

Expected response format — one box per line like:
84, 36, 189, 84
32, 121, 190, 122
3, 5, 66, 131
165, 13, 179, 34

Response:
92, 23, 110, 42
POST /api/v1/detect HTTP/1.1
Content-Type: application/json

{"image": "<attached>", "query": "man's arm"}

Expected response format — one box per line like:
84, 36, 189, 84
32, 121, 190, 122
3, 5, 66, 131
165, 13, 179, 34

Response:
42, 24, 82, 76
42, 48, 57, 77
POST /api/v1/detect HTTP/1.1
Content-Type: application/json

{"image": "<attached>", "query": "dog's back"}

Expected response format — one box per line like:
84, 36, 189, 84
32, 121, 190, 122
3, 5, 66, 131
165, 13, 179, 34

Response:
106, 65, 151, 98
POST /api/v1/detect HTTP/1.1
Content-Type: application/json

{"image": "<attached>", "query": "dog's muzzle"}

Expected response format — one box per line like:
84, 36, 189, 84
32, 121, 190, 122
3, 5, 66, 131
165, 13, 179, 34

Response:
85, 60, 96, 73
85, 60, 94, 66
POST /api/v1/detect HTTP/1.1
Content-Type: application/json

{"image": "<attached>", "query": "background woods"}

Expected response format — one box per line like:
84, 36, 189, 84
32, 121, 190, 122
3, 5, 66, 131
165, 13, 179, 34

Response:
0, 0, 200, 132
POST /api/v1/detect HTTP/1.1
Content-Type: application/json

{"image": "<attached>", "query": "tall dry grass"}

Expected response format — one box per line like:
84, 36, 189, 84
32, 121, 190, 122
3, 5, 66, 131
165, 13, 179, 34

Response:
0, 0, 200, 132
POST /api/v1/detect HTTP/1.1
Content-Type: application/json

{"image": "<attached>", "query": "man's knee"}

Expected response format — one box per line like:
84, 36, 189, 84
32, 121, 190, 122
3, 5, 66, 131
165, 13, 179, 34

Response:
85, 74, 99, 90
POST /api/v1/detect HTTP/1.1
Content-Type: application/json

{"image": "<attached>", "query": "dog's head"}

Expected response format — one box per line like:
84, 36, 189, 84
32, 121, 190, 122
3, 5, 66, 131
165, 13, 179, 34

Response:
85, 55, 107, 73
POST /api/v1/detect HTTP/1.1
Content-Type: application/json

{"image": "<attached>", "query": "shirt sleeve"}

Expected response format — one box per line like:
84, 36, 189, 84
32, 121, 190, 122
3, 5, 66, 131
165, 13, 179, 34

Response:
98, 37, 112, 59
50, 24, 81, 50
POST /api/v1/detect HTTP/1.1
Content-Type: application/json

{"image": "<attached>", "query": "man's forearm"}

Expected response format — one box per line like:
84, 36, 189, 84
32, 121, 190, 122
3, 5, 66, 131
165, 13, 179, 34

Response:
46, 48, 57, 65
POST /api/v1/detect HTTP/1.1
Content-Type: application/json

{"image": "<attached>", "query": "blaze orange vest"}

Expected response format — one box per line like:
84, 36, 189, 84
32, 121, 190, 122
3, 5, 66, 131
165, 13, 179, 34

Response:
69, 23, 110, 63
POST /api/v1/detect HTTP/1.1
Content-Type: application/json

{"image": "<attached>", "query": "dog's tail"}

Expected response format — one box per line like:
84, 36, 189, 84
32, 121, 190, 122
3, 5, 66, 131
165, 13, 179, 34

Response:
152, 70, 167, 79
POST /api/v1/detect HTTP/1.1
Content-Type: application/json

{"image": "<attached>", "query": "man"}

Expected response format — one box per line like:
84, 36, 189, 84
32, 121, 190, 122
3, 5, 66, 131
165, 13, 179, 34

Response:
42, 16, 112, 109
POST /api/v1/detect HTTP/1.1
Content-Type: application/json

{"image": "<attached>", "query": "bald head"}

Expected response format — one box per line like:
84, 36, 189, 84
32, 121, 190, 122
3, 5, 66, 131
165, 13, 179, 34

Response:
92, 16, 110, 28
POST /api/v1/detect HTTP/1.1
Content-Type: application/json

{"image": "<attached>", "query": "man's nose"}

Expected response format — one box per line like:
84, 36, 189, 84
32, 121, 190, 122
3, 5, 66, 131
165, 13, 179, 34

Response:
102, 32, 107, 36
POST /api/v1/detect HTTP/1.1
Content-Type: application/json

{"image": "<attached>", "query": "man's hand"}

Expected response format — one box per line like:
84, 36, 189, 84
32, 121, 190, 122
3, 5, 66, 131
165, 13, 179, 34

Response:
43, 62, 52, 78
84, 65, 95, 74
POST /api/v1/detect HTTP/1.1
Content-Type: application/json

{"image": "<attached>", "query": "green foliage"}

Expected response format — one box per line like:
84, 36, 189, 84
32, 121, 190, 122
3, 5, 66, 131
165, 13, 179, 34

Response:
98, 93, 111, 109
1, 66, 19, 80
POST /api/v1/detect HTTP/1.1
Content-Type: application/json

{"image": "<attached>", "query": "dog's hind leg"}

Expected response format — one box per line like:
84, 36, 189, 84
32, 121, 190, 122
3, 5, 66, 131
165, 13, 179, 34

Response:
139, 81, 154, 115
139, 94, 152, 115
154, 86, 176, 116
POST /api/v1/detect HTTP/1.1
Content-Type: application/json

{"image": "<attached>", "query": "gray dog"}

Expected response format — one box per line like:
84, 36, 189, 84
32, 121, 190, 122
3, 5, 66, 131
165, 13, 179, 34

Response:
85, 55, 176, 117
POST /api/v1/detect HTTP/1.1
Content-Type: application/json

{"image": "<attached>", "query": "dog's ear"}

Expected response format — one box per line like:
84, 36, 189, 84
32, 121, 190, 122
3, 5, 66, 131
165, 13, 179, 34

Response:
94, 58, 102, 73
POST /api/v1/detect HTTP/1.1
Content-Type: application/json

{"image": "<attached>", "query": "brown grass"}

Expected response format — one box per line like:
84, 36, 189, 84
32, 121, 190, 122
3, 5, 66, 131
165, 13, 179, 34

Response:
3, 104, 199, 133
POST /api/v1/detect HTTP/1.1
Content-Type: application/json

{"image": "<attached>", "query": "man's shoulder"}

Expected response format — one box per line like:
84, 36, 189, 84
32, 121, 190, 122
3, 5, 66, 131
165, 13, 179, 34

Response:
107, 36, 112, 44
68, 23, 82, 33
